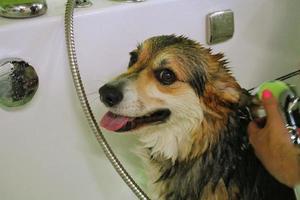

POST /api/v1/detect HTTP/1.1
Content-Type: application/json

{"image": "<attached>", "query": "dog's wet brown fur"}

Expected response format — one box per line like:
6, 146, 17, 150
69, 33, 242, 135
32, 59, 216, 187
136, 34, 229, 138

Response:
103, 35, 295, 200
126, 36, 243, 159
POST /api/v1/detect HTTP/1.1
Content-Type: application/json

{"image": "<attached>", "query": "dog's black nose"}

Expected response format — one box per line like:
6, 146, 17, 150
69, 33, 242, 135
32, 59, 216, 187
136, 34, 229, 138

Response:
99, 84, 123, 107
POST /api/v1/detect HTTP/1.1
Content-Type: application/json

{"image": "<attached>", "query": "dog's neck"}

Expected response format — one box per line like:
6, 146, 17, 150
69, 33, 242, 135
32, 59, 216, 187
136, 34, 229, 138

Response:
138, 109, 231, 163
138, 116, 201, 163
138, 109, 250, 199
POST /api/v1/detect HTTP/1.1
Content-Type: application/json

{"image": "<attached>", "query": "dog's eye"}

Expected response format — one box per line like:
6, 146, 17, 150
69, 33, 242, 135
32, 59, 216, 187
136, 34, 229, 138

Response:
155, 69, 177, 85
128, 51, 138, 68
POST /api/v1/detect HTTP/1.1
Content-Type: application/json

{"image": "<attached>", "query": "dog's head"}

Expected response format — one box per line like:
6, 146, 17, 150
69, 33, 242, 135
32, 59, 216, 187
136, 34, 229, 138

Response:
99, 35, 245, 160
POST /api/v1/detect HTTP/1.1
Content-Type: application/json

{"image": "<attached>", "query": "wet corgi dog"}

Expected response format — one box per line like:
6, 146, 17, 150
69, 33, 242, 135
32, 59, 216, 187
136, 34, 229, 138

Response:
99, 35, 295, 200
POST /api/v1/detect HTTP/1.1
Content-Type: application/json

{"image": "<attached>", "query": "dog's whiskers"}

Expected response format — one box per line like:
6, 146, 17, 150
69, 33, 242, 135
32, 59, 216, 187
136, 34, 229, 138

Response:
86, 90, 99, 96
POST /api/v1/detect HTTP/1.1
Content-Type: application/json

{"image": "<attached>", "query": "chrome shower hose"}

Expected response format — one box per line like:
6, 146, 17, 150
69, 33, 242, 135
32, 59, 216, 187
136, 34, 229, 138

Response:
64, 1, 150, 199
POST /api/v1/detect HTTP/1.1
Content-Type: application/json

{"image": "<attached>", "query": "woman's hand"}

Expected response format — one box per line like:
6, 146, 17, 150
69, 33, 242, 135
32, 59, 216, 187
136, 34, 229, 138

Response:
248, 89, 300, 187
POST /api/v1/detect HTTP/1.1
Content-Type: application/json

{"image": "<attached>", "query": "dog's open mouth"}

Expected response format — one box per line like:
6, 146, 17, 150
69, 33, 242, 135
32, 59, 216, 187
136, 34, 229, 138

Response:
100, 109, 171, 132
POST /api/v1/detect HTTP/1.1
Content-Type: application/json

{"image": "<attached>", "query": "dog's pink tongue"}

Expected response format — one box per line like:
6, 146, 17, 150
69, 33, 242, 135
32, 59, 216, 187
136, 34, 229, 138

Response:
100, 111, 131, 131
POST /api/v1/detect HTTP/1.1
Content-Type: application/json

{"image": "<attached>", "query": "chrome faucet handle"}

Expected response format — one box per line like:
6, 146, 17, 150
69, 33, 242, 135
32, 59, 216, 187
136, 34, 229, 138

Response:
0, 0, 47, 18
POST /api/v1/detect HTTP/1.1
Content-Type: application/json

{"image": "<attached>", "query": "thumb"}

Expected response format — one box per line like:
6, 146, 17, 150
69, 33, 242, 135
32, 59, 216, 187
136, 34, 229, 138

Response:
261, 89, 283, 125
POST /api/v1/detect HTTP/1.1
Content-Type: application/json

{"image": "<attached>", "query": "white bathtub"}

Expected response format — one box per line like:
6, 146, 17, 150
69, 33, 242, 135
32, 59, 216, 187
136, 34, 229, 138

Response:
0, 0, 299, 199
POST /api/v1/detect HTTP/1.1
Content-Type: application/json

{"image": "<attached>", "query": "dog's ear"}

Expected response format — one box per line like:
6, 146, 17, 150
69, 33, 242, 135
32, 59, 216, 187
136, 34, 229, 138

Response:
202, 75, 248, 115
209, 66, 243, 102
214, 78, 252, 108
199, 51, 251, 111
214, 78, 241, 104
200, 52, 241, 104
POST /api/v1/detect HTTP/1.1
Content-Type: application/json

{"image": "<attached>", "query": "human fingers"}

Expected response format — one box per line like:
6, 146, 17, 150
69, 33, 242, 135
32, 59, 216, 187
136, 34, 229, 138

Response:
247, 121, 260, 136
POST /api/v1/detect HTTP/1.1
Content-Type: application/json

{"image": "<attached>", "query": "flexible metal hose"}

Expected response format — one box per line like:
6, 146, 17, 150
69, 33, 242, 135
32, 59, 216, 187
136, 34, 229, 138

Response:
64, 1, 150, 199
